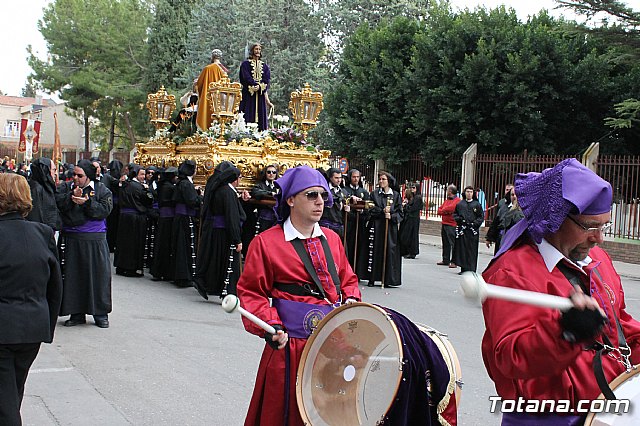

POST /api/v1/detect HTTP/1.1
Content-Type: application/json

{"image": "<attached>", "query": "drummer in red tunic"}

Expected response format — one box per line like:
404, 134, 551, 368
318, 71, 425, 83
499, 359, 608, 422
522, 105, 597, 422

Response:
237, 165, 361, 426
482, 159, 640, 425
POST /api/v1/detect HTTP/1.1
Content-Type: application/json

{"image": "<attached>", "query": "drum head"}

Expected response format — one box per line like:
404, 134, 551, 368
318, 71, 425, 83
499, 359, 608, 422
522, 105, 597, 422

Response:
585, 366, 640, 426
296, 303, 403, 426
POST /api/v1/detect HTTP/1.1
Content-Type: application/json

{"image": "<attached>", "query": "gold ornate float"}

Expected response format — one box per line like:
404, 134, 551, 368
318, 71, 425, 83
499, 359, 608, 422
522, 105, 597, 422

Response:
135, 81, 330, 189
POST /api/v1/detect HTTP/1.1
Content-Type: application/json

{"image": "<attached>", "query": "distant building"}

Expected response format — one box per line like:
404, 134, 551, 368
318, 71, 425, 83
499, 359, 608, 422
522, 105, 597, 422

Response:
0, 95, 85, 163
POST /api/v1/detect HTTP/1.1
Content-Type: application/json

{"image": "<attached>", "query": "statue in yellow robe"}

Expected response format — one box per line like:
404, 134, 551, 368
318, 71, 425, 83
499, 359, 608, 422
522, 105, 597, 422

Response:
196, 49, 228, 132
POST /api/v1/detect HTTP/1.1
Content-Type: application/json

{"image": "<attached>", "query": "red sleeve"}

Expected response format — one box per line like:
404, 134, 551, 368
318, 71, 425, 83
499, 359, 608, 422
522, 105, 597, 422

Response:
482, 267, 581, 379
236, 234, 282, 337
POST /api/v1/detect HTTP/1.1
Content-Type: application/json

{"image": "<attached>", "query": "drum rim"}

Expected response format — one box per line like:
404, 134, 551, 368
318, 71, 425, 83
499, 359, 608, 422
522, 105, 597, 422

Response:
584, 364, 640, 424
415, 322, 462, 407
296, 302, 404, 426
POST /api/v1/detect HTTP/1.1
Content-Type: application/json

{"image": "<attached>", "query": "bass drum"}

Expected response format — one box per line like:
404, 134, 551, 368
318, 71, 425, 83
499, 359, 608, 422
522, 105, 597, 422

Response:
584, 366, 640, 426
296, 302, 461, 426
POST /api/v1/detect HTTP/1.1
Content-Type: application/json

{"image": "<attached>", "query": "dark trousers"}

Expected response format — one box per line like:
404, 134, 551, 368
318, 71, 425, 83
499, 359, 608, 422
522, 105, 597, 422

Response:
0, 343, 41, 426
441, 224, 456, 264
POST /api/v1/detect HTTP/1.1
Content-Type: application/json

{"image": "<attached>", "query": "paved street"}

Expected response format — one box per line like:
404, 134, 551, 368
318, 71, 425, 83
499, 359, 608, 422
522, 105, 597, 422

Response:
22, 238, 640, 426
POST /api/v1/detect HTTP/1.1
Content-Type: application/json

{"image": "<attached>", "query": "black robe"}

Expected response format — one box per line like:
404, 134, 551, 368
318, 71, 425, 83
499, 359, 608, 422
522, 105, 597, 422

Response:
114, 179, 153, 274
171, 177, 201, 285
144, 181, 159, 268
102, 172, 121, 253
195, 184, 246, 296
150, 180, 176, 280
320, 185, 348, 239
399, 194, 422, 257
356, 188, 403, 286
251, 181, 278, 234
55, 181, 113, 316
343, 185, 369, 269
453, 199, 484, 273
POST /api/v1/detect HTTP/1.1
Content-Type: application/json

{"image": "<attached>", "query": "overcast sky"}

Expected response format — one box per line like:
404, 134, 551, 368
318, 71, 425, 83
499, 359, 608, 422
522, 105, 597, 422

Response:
0, 0, 591, 98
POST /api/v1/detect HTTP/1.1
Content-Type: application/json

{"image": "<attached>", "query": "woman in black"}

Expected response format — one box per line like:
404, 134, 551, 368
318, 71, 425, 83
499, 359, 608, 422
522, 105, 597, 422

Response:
150, 167, 178, 281
399, 185, 422, 259
357, 171, 403, 287
453, 185, 484, 273
0, 173, 62, 426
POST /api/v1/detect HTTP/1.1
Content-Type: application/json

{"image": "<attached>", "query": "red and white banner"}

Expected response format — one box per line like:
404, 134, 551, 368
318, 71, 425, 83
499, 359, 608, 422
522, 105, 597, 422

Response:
18, 118, 41, 153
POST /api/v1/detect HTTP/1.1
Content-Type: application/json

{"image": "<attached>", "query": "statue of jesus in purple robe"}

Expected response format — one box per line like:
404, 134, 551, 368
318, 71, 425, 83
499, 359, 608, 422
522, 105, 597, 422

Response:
239, 43, 272, 131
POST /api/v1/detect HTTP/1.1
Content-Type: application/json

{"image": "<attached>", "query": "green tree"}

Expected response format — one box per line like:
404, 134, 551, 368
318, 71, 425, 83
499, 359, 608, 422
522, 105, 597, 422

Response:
314, 0, 430, 72
182, 0, 328, 112
21, 76, 38, 98
556, 1, 640, 135
325, 17, 421, 165
28, 0, 151, 150
145, 0, 200, 93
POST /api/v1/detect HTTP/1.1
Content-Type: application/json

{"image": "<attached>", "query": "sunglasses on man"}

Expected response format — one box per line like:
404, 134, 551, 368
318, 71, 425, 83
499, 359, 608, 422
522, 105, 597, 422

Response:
303, 190, 329, 201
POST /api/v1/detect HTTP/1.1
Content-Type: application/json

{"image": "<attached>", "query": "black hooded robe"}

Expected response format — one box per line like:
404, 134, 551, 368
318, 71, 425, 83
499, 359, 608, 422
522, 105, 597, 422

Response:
399, 194, 423, 258
114, 174, 154, 276
55, 163, 113, 317
453, 199, 484, 273
150, 173, 177, 280
171, 163, 201, 286
195, 164, 246, 296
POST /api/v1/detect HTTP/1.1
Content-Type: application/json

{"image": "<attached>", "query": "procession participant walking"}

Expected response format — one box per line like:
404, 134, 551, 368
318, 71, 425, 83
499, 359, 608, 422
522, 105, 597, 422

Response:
399, 183, 422, 259
194, 161, 248, 299
26, 157, 61, 231
103, 160, 124, 253
55, 159, 112, 328
251, 164, 279, 234
150, 167, 178, 281
319, 167, 349, 239
114, 165, 154, 277
171, 160, 201, 288
357, 171, 403, 287
453, 186, 484, 273
0, 173, 63, 426
482, 159, 640, 424
237, 165, 361, 426
343, 168, 369, 269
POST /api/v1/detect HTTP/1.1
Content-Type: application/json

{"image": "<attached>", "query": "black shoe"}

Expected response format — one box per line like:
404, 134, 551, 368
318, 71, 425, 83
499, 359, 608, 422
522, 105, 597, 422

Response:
94, 319, 109, 328
151, 276, 163, 281
367, 281, 375, 287
385, 283, 401, 288
436, 261, 448, 266
64, 317, 86, 327
193, 279, 209, 300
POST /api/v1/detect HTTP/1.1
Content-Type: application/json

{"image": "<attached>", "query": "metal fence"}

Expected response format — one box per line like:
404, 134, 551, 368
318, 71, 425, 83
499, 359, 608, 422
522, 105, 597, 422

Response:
473, 152, 580, 223
597, 155, 640, 240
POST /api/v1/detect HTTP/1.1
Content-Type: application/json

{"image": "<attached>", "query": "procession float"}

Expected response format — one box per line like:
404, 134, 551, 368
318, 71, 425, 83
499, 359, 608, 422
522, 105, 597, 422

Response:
135, 78, 330, 190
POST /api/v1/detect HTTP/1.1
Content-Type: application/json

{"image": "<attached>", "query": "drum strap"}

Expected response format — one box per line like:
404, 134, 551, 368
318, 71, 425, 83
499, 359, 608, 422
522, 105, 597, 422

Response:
290, 237, 341, 302
557, 263, 630, 400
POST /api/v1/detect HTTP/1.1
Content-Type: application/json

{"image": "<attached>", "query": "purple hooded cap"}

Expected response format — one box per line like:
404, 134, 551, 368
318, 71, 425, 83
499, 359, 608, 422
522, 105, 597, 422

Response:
274, 165, 333, 223
495, 158, 612, 258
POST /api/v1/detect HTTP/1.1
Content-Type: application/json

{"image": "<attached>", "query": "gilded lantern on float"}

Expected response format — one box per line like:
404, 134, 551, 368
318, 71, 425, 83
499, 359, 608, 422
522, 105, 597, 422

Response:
146, 86, 176, 130
288, 83, 324, 138
208, 76, 242, 141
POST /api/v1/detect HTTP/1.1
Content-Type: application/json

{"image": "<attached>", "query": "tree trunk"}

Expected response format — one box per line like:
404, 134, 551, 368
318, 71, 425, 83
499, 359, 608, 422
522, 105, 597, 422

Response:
109, 106, 116, 151
123, 112, 137, 147
83, 108, 90, 152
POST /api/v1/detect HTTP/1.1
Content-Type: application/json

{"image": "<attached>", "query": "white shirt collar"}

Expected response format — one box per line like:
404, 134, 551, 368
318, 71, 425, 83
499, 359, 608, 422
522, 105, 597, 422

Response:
80, 180, 95, 190
187, 176, 193, 183
536, 238, 593, 273
228, 182, 238, 195
283, 217, 325, 241
379, 187, 393, 195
